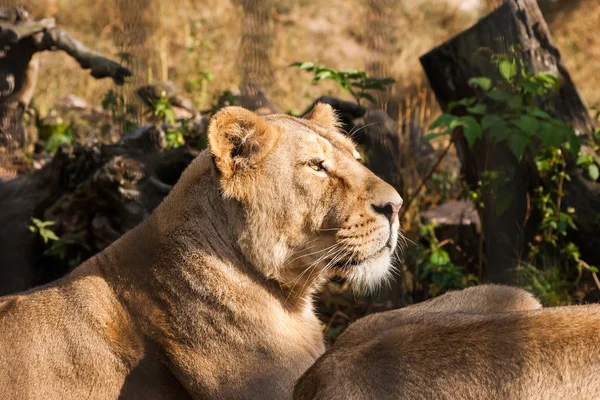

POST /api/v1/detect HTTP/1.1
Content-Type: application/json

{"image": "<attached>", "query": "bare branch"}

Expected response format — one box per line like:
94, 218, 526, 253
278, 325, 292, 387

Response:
0, 18, 55, 44
35, 28, 132, 85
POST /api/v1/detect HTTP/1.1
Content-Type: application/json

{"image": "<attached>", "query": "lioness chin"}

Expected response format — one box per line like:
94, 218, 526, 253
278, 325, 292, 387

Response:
295, 285, 600, 400
0, 104, 403, 399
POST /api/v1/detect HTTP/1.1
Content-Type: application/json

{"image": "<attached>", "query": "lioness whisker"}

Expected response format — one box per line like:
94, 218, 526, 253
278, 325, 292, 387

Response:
346, 121, 383, 140
283, 243, 345, 301
283, 242, 343, 268
298, 245, 349, 298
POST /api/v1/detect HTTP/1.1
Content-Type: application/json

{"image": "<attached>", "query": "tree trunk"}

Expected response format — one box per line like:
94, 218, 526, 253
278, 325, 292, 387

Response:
420, 0, 598, 284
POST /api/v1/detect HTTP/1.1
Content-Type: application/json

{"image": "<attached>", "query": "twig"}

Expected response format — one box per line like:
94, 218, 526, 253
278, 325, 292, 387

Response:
576, 258, 600, 291
323, 310, 351, 334
398, 140, 453, 222
437, 238, 455, 248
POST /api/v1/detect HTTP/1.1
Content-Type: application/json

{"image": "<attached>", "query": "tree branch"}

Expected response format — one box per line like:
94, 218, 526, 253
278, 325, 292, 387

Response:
0, 18, 55, 44
35, 28, 132, 85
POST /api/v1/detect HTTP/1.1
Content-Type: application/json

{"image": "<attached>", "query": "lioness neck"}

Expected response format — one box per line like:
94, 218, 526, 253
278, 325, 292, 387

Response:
92, 152, 324, 398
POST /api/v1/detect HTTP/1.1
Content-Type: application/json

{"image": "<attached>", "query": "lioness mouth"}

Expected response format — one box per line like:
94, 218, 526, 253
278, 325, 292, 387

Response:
334, 245, 388, 268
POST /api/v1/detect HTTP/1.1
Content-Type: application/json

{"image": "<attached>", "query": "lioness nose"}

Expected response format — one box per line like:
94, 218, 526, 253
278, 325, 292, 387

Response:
372, 201, 402, 223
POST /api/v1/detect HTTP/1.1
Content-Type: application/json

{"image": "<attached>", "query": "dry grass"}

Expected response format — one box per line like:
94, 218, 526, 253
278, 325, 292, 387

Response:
22, 0, 600, 123
24, 0, 479, 116
548, 2, 600, 110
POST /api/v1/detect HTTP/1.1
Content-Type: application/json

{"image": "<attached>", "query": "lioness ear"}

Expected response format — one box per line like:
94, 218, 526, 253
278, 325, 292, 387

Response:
208, 106, 279, 179
305, 103, 340, 129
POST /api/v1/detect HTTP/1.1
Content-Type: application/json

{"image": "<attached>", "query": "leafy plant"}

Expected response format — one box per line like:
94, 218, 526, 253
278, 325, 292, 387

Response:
414, 223, 477, 296
28, 218, 59, 244
203, 90, 240, 116
426, 49, 599, 293
151, 93, 176, 125
186, 69, 214, 109
43, 235, 90, 269
33, 111, 75, 153
516, 262, 570, 306
426, 55, 581, 162
150, 93, 185, 149
44, 121, 74, 153
101, 88, 138, 135
184, 21, 215, 110
28, 218, 90, 269
290, 62, 395, 106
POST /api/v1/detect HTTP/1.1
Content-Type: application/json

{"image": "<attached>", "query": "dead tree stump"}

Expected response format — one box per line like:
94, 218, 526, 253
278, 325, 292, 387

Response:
420, 0, 599, 283
0, 6, 131, 153
0, 125, 199, 296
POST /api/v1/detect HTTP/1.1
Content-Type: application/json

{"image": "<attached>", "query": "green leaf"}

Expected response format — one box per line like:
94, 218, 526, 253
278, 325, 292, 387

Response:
486, 91, 511, 102
490, 122, 510, 142
360, 92, 377, 104
164, 108, 175, 124
461, 116, 483, 148
576, 154, 593, 166
374, 77, 396, 85
429, 114, 458, 130
508, 131, 530, 160
459, 98, 477, 107
529, 108, 552, 120
482, 115, 509, 142
469, 77, 492, 91
290, 61, 314, 69
424, 132, 450, 143
534, 71, 560, 90
480, 115, 500, 130
42, 230, 60, 243
566, 131, 581, 158
588, 164, 600, 181
429, 249, 450, 266
449, 97, 476, 111
536, 158, 551, 173
507, 95, 523, 110
495, 191, 513, 216
467, 104, 487, 115
316, 70, 332, 80
449, 118, 463, 129
45, 134, 73, 153
520, 81, 542, 95
539, 121, 564, 148
511, 115, 540, 136
499, 58, 517, 81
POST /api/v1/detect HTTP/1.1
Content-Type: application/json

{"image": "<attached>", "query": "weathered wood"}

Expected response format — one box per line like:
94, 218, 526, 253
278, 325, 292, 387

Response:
0, 6, 131, 151
0, 17, 55, 43
0, 131, 200, 296
34, 28, 132, 85
420, 0, 599, 283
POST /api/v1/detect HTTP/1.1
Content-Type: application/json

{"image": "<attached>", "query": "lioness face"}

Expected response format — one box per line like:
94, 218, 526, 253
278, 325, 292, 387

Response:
208, 104, 403, 292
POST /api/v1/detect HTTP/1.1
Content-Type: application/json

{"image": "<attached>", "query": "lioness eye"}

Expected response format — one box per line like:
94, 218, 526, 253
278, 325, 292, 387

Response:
309, 159, 326, 172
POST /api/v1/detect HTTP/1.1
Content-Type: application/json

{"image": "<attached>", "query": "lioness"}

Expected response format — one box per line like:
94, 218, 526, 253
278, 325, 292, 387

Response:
295, 285, 600, 400
0, 104, 403, 399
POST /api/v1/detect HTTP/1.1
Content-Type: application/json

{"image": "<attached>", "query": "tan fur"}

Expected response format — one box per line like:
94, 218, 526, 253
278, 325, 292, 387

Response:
0, 104, 402, 399
294, 285, 600, 400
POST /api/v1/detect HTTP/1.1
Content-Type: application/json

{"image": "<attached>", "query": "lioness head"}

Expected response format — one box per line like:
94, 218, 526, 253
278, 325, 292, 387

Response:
208, 104, 403, 293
